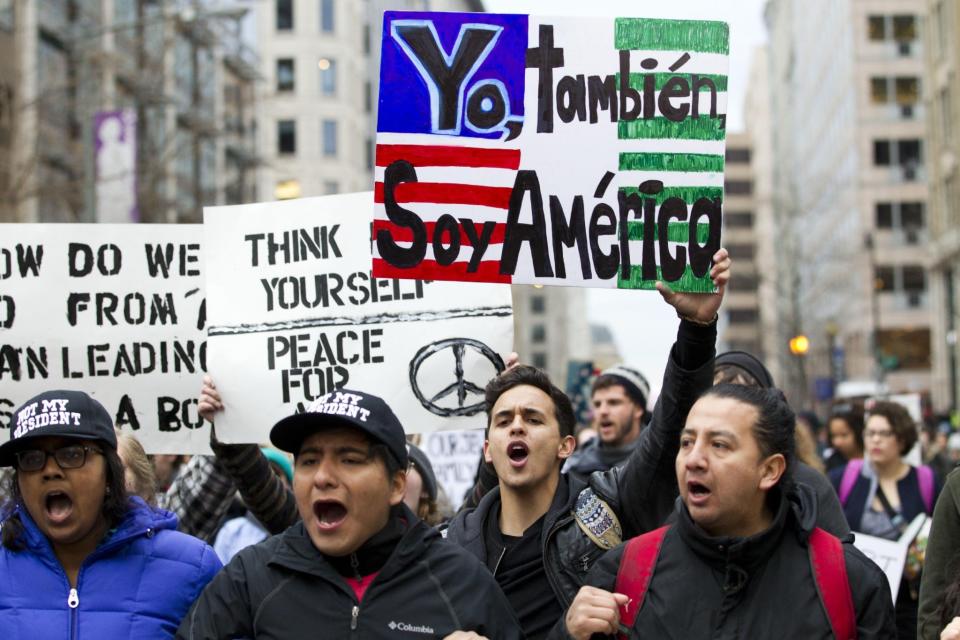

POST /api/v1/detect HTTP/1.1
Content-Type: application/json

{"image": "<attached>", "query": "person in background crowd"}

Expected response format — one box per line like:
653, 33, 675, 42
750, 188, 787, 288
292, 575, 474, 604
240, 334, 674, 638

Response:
563, 365, 651, 480
795, 416, 826, 474
924, 418, 955, 485
918, 466, 960, 639
405, 442, 441, 525
0, 390, 220, 638
831, 400, 941, 639
444, 249, 729, 640
152, 454, 187, 493
551, 384, 894, 640
116, 430, 157, 506
826, 405, 865, 472
554, 385, 895, 640
712, 350, 851, 538
797, 410, 827, 459
178, 389, 521, 640
213, 447, 293, 564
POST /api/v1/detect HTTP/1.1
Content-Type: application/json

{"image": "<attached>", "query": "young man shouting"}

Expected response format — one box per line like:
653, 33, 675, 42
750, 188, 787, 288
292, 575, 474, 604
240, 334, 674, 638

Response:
177, 390, 520, 639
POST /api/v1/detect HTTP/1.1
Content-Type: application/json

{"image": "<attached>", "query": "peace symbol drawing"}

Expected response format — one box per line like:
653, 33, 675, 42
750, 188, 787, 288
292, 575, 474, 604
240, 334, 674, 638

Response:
409, 338, 505, 417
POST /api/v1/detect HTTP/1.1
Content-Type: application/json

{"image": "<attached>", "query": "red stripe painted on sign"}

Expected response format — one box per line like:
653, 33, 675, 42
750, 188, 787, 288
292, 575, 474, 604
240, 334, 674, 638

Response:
374, 182, 513, 209
375, 144, 521, 169
372, 258, 512, 284
372, 220, 507, 246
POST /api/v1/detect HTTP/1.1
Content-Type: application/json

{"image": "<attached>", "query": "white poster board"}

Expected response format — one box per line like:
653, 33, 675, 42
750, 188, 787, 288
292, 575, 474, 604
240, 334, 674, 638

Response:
852, 513, 927, 601
204, 192, 513, 443
0, 224, 209, 453
421, 428, 486, 506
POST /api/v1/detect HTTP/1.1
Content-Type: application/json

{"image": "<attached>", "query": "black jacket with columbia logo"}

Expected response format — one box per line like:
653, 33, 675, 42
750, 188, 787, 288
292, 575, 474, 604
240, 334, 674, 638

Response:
176, 504, 523, 639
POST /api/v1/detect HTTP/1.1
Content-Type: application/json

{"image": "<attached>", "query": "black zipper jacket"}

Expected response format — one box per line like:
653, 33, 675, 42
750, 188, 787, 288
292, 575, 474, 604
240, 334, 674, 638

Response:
177, 504, 523, 639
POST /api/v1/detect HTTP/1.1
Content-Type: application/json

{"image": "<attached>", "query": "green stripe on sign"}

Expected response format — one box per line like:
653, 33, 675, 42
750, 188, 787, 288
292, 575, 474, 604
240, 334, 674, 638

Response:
618, 117, 726, 141
618, 265, 716, 292
620, 186, 723, 206
620, 152, 724, 173
626, 221, 712, 243
616, 73, 728, 92
614, 18, 729, 54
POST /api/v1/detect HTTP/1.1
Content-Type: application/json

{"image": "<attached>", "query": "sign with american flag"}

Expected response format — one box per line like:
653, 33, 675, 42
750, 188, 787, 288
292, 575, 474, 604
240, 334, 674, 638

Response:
374, 12, 729, 292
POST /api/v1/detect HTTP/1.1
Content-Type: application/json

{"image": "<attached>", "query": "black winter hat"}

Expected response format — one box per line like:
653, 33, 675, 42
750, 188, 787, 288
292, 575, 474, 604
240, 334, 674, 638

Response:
0, 390, 117, 467
715, 351, 775, 389
406, 442, 438, 502
270, 389, 409, 468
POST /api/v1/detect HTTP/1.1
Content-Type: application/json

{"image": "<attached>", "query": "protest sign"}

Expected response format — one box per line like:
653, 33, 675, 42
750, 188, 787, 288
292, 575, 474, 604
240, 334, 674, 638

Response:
0, 224, 209, 453
204, 192, 513, 443
420, 429, 485, 506
373, 12, 728, 292
852, 513, 927, 601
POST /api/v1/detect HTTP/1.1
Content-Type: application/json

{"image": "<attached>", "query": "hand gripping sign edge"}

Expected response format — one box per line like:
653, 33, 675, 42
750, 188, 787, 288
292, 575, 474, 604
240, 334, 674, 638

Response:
409, 338, 505, 418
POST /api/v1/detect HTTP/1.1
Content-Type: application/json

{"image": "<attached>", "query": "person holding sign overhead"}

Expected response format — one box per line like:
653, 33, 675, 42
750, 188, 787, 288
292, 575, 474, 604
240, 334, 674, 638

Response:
177, 389, 521, 640
0, 390, 221, 638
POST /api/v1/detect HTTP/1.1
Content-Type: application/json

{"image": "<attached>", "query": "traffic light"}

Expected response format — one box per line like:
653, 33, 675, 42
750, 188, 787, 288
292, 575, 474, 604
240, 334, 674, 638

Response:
789, 335, 810, 356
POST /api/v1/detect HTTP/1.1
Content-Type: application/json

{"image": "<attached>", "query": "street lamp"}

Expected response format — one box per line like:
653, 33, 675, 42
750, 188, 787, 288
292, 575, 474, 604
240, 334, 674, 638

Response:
789, 334, 810, 356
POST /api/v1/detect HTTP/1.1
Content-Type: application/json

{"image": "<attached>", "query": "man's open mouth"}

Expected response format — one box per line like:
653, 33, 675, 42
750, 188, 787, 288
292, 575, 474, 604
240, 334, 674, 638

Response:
687, 481, 711, 499
313, 500, 348, 530
507, 441, 529, 466
44, 490, 74, 523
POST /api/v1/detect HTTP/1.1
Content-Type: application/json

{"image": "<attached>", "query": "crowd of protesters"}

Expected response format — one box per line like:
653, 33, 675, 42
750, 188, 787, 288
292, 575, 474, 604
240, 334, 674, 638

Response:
2, 246, 960, 639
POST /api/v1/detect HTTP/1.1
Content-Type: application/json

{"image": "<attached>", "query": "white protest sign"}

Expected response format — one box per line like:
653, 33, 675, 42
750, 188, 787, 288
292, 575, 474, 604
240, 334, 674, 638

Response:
373, 12, 728, 292
421, 429, 485, 506
852, 513, 927, 601
204, 192, 513, 443
0, 224, 209, 453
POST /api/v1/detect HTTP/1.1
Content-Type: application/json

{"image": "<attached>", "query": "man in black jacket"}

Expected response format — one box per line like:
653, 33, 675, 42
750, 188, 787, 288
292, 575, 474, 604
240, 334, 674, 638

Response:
555, 385, 895, 640
177, 390, 521, 640
443, 249, 730, 639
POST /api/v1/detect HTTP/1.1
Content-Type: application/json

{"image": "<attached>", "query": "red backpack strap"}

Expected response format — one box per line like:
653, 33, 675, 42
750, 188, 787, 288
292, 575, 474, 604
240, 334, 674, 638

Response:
917, 464, 935, 514
838, 459, 863, 506
809, 527, 856, 640
614, 525, 670, 638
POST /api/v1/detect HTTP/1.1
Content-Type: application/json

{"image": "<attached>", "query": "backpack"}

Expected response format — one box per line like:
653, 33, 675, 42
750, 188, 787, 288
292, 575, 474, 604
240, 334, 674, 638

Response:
838, 459, 934, 513
614, 525, 857, 640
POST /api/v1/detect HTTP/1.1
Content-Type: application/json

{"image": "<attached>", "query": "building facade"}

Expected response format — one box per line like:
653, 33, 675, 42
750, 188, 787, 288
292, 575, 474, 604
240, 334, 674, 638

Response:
925, 0, 960, 412
765, 0, 932, 404
511, 285, 591, 386
0, 0, 260, 224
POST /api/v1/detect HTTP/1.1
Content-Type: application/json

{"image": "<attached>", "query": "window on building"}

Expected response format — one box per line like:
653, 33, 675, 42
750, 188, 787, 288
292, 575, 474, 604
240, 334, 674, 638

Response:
902, 265, 926, 292
531, 295, 545, 313
874, 140, 891, 166
725, 148, 750, 163
725, 212, 754, 228
275, 179, 301, 200
0, 0, 13, 30
322, 119, 337, 157
532, 352, 548, 369
729, 273, 759, 292
319, 58, 336, 96
320, 0, 335, 32
876, 202, 893, 228
899, 139, 922, 166
277, 119, 296, 154
725, 180, 752, 195
875, 266, 895, 292
364, 81, 372, 113
870, 77, 889, 104
940, 88, 953, 142
365, 136, 373, 171
276, 58, 295, 92
324, 180, 339, 195
728, 243, 755, 260
868, 15, 886, 40
363, 23, 371, 55
727, 309, 758, 324
895, 77, 919, 105
892, 15, 916, 42
901, 202, 924, 228
276, 0, 293, 31
531, 325, 546, 344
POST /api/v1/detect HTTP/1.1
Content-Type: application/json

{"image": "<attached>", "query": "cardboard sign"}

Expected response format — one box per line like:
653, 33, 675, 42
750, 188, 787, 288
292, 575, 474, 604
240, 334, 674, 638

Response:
420, 428, 485, 507
373, 12, 728, 292
0, 224, 210, 453
204, 193, 513, 443
853, 513, 928, 601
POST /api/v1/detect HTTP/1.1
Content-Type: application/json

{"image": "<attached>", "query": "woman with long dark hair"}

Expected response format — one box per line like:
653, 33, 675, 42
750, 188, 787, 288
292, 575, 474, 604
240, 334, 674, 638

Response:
0, 390, 220, 637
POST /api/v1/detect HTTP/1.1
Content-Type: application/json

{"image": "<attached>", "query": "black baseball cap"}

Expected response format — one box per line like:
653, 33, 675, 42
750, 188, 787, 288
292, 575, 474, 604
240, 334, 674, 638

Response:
0, 390, 118, 467
270, 389, 409, 468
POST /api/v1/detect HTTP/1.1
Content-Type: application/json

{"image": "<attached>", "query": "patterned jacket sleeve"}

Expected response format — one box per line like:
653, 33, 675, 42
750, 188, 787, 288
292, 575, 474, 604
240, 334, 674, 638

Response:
157, 455, 236, 543
209, 432, 299, 535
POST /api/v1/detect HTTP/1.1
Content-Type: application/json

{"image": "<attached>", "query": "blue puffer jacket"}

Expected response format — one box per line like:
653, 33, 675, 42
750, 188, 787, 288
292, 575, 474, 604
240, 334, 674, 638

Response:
0, 496, 221, 639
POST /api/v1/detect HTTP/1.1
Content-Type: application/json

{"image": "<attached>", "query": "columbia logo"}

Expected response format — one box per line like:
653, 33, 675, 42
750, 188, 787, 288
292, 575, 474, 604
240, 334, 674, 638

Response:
387, 620, 435, 634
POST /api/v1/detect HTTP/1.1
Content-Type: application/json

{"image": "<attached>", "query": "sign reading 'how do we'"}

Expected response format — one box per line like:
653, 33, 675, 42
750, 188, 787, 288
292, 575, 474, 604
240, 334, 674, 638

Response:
373, 12, 729, 292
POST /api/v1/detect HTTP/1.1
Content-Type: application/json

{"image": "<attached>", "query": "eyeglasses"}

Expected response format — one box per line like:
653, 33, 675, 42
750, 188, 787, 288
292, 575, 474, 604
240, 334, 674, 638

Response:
864, 429, 895, 440
14, 445, 103, 472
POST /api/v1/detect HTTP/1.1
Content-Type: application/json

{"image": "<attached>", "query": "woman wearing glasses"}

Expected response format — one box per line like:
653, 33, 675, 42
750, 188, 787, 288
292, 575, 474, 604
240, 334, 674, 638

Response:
0, 390, 221, 638
830, 400, 941, 640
